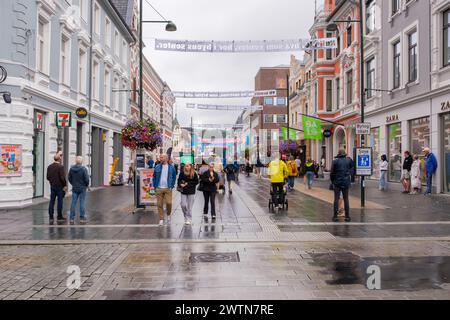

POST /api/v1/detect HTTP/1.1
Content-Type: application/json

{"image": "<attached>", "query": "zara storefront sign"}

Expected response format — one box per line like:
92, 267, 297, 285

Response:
441, 101, 450, 111
386, 114, 399, 123
355, 147, 373, 176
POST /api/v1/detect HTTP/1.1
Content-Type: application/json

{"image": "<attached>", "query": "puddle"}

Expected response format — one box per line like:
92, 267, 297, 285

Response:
310, 253, 450, 291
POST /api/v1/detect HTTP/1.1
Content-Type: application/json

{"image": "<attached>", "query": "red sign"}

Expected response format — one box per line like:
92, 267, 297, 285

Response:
35, 112, 43, 130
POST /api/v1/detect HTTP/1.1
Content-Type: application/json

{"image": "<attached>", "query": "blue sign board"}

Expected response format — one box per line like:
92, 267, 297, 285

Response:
355, 148, 372, 176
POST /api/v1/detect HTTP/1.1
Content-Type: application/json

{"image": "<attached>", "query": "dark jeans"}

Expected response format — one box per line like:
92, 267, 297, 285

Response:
49, 186, 64, 218
334, 186, 349, 217
271, 183, 284, 205
203, 191, 216, 216
426, 172, 433, 194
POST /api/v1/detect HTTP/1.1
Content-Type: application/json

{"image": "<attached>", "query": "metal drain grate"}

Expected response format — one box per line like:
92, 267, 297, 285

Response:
189, 252, 240, 263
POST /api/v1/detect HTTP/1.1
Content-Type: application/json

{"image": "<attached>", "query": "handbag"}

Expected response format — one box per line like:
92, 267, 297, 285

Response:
197, 181, 204, 192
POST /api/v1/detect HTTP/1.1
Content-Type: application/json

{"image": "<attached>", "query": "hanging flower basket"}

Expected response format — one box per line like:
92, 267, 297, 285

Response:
121, 118, 162, 151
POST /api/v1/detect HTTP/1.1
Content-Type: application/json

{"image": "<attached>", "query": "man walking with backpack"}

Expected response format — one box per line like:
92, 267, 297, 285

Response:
330, 149, 354, 222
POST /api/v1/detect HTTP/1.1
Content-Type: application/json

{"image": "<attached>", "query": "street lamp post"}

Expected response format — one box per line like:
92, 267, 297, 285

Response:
327, 0, 365, 207
139, 0, 176, 121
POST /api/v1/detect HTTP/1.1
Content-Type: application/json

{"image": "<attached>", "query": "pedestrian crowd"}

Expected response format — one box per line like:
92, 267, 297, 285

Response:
47, 145, 439, 226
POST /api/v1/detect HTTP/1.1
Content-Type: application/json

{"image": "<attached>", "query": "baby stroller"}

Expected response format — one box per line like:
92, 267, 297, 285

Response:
269, 181, 288, 212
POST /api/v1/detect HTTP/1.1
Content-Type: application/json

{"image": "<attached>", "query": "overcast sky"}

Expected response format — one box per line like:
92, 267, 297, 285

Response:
142, 0, 317, 127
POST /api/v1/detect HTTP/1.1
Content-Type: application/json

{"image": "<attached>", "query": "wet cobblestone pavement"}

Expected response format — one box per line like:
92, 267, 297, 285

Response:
0, 175, 450, 299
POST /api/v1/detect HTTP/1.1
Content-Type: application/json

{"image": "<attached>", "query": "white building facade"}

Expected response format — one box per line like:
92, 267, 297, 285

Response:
0, 0, 135, 208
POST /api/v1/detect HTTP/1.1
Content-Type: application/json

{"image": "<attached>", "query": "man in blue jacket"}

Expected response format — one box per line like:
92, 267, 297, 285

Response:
423, 147, 438, 195
68, 156, 90, 225
152, 154, 177, 226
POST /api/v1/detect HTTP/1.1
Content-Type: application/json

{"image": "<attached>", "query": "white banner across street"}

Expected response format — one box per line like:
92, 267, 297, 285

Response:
186, 104, 263, 111
173, 90, 277, 98
155, 38, 337, 53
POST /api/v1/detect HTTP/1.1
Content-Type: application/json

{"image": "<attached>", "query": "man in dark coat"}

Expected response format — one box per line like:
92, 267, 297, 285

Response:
46, 152, 67, 224
330, 149, 354, 222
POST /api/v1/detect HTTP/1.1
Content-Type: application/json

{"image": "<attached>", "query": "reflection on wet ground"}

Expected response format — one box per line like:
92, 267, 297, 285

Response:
310, 253, 450, 291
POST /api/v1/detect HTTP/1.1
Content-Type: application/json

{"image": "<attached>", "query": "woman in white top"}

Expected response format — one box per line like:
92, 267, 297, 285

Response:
410, 154, 421, 194
379, 154, 388, 191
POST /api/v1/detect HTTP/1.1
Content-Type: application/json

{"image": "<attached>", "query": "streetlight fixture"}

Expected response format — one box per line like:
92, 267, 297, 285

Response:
326, 0, 366, 207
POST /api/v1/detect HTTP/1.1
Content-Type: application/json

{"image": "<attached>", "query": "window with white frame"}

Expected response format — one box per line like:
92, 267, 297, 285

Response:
276, 97, 286, 105
326, 32, 333, 60
393, 40, 401, 89
346, 70, 353, 105
105, 17, 111, 48
114, 30, 119, 56
264, 97, 273, 105
366, 0, 376, 34
104, 68, 110, 107
79, 49, 86, 94
335, 77, 340, 109
264, 114, 274, 123
60, 35, 70, 86
93, 60, 99, 100
444, 9, 450, 67
392, 0, 400, 16
37, 17, 49, 75
325, 79, 333, 111
80, 0, 87, 22
94, 3, 100, 35
346, 20, 352, 48
114, 76, 119, 110
276, 114, 287, 123
366, 57, 375, 98
122, 80, 127, 113
122, 39, 127, 64
408, 29, 418, 82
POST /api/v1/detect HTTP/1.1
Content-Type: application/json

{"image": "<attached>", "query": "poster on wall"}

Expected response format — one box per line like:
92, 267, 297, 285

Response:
139, 168, 156, 206
0, 144, 22, 177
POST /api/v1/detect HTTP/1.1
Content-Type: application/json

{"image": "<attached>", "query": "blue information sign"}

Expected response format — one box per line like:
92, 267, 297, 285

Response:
355, 148, 372, 176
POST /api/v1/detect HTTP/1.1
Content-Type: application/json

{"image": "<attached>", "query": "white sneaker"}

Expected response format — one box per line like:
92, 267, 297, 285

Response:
185, 220, 191, 225
158, 220, 164, 226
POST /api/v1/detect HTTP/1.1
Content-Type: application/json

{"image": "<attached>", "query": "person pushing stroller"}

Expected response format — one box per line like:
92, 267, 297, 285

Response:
268, 154, 288, 209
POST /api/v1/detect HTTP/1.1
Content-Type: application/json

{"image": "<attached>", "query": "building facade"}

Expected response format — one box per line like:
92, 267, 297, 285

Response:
0, 0, 134, 208
250, 66, 290, 164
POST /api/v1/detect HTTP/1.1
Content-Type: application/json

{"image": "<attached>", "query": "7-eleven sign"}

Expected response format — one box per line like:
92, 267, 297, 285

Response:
55, 112, 72, 128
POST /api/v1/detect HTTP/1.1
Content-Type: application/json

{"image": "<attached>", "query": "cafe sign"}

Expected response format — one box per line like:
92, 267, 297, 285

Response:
75, 107, 88, 119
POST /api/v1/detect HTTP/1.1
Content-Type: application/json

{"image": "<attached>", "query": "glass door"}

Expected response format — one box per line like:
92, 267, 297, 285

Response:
443, 114, 450, 193
33, 130, 45, 198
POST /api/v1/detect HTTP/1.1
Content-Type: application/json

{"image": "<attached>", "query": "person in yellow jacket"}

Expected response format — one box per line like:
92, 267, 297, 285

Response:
268, 155, 288, 208
286, 156, 299, 191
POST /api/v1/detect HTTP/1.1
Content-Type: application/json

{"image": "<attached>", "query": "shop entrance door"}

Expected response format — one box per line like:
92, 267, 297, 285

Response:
32, 130, 45, 198
91, 126, 105, 187
443, 114, 450, 193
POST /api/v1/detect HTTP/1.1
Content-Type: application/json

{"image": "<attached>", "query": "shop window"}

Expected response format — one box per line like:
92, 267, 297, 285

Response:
410, 117, 430, 184
443, 113, 450, 193
370, 127, 380, 179
388, 123, 402, 182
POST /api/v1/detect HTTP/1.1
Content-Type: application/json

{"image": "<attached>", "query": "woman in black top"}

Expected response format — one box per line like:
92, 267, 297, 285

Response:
200, 163, 220, 219
177, 162, 199, 225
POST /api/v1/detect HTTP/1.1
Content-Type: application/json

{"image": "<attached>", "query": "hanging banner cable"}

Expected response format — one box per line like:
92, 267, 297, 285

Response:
173, 90, 277, 98
154, 38, 337, 53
